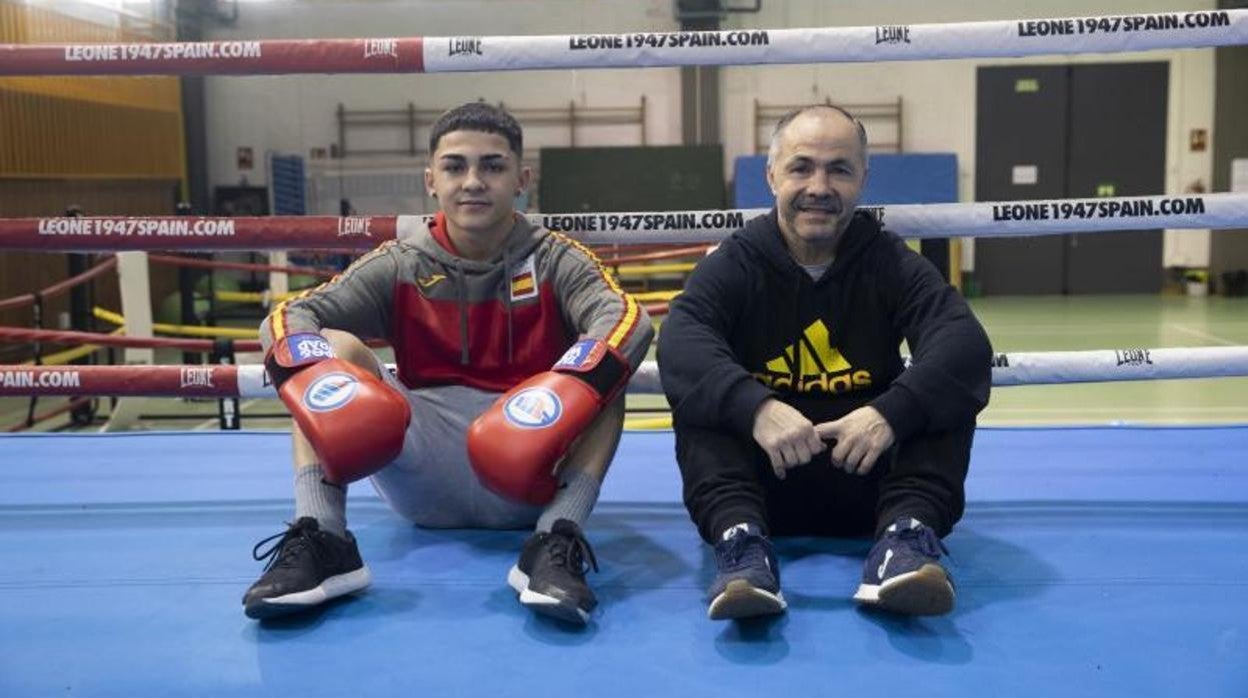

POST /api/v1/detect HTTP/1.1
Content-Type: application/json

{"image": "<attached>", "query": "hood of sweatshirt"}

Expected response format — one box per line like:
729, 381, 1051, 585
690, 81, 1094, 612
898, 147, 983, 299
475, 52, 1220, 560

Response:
733, 208, 881, 284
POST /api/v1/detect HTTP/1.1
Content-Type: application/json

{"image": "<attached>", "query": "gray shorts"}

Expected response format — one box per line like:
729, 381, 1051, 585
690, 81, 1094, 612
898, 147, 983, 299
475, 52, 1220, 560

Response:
368, 370, 542, 529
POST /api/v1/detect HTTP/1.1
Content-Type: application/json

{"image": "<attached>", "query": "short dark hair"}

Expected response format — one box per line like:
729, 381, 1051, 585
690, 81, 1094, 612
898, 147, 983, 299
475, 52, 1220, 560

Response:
767, 104, 868, 167
428, 101, 523, 158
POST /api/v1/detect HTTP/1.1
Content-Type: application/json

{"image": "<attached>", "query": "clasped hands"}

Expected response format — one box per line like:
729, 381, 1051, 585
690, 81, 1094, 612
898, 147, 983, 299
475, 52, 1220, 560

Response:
750, 398, 895, 480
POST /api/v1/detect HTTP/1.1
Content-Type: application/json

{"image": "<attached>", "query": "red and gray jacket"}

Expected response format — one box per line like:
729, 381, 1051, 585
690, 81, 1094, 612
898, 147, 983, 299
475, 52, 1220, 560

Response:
260, 212, 653, 391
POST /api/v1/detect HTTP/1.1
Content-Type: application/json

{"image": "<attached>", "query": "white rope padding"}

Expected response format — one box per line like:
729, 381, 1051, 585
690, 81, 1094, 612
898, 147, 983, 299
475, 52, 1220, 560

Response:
4, 346, 1241, 398
979, 346, 1248, 387
499, 193, 1248, 244
251, 347, 1248, 396
6, 193, 1245, 252
1, 10, 1243, 76
627, 346, 1248, 394
425, 10, 1247, 71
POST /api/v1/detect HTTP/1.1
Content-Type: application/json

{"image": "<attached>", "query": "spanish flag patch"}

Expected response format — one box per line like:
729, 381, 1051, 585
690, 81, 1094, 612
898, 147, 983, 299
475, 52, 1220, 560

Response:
510, 255, 538, 301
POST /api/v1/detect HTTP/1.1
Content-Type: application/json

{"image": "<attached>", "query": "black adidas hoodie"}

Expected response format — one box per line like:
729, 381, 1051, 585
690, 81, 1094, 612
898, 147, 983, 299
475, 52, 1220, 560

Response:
657, 209, 991, 443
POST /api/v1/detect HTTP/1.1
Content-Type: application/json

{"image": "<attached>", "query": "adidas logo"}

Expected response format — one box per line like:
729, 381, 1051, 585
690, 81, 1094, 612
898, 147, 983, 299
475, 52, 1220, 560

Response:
752, 319, 872, 395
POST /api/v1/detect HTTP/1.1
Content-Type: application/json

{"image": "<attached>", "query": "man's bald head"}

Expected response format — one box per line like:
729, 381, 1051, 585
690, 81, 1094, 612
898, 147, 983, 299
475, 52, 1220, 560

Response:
764, 104, 870, 260
766, 105, 868, 170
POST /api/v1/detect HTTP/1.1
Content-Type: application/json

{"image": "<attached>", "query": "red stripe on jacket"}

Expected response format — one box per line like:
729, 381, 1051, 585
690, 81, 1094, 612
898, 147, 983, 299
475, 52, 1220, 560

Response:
391, 281, 571, 392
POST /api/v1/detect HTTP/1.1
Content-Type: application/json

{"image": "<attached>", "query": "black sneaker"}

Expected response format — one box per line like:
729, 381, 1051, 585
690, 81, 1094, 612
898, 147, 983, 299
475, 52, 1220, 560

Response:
707, 523, 786, 621
853, 517, 954, 616
508, 519, 599, 625
242, 517, 372, 620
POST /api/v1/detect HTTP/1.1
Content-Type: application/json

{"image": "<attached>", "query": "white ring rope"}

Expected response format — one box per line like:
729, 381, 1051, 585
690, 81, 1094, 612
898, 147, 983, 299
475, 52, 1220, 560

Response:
633, 347, 1248, 393
425, 10, 1248, 71
976, 347, 1248, 387
1, 10, 1243, 76
4, 193, 1246, 252
164, 347, 1248, 396
222, 347, 1248, 396
3, 347, 1246, 398
511, 193, 1248, 245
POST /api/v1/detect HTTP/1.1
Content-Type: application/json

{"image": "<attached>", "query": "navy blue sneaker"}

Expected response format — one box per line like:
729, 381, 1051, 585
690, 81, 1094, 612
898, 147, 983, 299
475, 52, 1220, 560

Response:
706, 523, 786, 620
854, 517, 954, 616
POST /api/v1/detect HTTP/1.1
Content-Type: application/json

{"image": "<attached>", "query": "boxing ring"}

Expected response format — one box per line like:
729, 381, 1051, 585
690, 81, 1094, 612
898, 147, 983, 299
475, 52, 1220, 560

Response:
3, 10, 1248, 697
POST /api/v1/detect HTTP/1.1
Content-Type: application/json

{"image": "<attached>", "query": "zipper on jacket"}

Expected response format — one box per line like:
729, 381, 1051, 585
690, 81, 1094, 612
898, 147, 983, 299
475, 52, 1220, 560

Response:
453, 258, 469, 365
504, 246, 514, 364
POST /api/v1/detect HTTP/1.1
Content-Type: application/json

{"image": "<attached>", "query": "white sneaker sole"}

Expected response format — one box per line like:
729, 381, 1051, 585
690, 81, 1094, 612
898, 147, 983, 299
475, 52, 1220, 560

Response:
507, 565, 591, 625
707, 579, 787, 621
246, 566, 372, 619
853, 563, 954, 616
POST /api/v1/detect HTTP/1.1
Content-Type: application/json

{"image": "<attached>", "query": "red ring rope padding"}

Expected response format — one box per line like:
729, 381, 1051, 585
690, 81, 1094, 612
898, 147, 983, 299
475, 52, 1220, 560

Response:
643, 302, 669, 317
0, 38, 426, 76
0, 217, 398, 252
294, 249, 369, 256
152, 247, 701, 272
147, 254, 338, 279
4, 396, 93, 433
0, 256, 117, 311
0, 365, 239, 397
0, 326, 263, 353
0, 326, 390, 352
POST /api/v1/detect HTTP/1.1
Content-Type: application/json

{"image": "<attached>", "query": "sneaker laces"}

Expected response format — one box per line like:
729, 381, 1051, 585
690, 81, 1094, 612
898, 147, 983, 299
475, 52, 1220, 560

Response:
891, 524, 950, 560
252, 520, 323, 573
548, 529, 599, 577
719, 531, 770, 572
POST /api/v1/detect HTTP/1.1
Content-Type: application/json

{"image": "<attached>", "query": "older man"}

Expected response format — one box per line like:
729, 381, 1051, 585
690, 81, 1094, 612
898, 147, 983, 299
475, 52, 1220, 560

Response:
658, 105, 991, 620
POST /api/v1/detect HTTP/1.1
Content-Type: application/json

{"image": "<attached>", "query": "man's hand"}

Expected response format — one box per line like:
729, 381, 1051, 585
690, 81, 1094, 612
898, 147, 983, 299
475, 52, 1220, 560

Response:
815, 406, 896, 476
751, 398, 827, 480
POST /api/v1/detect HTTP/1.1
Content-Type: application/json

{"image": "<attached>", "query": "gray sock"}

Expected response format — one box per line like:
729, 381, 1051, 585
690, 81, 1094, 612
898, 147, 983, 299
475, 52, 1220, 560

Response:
536, 468, 601, 533
294, 464, 347, 539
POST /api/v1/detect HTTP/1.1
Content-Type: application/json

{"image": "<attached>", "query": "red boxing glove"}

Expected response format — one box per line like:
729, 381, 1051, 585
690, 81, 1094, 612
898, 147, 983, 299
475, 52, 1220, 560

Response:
266, 333, 411, 485
467, 339, 630, 505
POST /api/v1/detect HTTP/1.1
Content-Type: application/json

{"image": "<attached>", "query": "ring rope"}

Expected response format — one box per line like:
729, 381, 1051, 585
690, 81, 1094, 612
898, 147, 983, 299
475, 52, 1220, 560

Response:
1, 10, 1242, 77
0, 255, 116, 311
600, 245, 713, 265
205, 288, 673, 316
212, 269, 690, 309
615, 262, 697, 276
0, 319, 381, 353
147, 253, 338, 279
91, 307, 259, 340
0, 326, 263, 354
215, 290, 296, 306
2, 346, 1244, 398
630, 291, 681, 303
22, 327, 127, 366
3, 193, 1243, 251
4, 397, 93, 433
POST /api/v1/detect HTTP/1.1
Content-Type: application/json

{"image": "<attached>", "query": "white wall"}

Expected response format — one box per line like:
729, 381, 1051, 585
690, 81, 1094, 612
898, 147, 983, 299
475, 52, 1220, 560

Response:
204, 0, 682, 214
203, 0, 1216, 265
721, 0, 1217, 269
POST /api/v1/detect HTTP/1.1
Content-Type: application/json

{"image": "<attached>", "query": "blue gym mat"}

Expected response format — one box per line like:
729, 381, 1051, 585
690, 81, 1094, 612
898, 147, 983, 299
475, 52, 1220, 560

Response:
1, 427, 1245, 697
